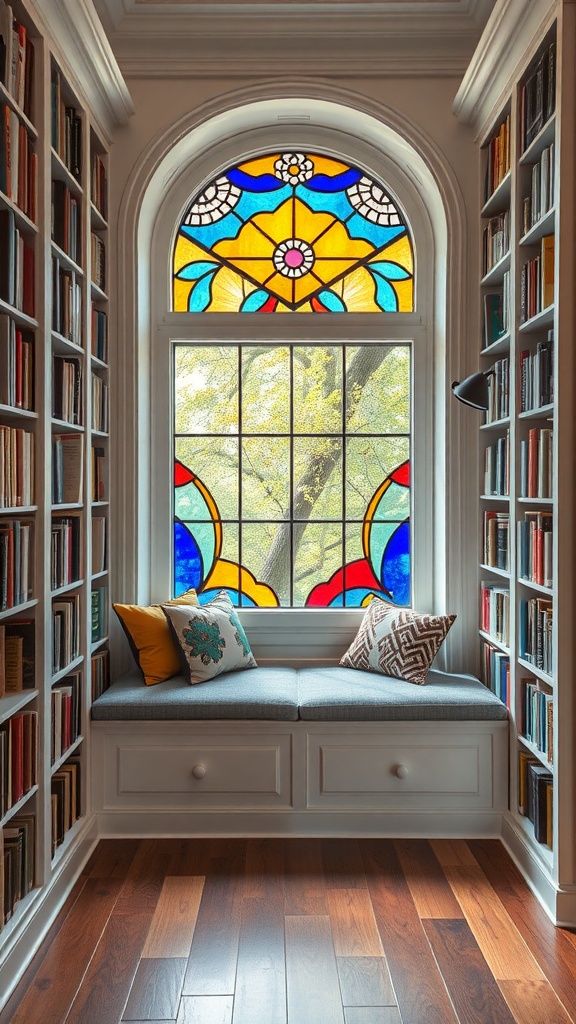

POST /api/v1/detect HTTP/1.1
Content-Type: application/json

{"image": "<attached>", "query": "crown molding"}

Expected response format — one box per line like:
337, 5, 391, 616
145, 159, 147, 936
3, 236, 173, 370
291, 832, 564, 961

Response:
92, 0, 495, 72
452, 0, 556, 135
28, 0, 134, 138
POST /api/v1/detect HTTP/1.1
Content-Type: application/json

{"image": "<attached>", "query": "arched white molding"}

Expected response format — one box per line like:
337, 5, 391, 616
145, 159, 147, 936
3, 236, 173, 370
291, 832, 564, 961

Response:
113, 80, 477, 672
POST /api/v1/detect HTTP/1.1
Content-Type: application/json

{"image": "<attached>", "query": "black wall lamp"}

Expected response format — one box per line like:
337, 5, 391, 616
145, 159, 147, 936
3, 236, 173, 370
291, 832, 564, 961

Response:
451, 368, 494, 411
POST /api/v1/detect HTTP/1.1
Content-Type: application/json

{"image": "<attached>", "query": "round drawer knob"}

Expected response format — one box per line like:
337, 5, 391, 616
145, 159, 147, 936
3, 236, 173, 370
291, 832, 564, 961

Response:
394, 764, 409, 779
191, 763, 206, 780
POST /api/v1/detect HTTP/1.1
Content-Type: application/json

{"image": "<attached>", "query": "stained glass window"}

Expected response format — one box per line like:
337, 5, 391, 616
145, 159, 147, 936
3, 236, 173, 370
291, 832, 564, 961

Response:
173, 153, 414, 313
174, 344, 411, 607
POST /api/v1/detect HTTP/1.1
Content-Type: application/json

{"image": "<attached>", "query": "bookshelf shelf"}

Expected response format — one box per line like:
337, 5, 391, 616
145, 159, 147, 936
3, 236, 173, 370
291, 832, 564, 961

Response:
51, 332, 84, 357
480, 250, 511, 286
519, 305, 554, 332
0, 600, 38, 621
481, 170, 511, 216
480, 416, 510, 431
518, 578, 553, 596
90, 282, 108, 302
51, 580, 84, 598
519, 734, 553, 773
0, 785, 39, 828
0, 191, 38, 232
50, 242, 84, 278
518, 404, 554, 420
90, 202, 107, 231
518, 656, 554, 688
0, 403, 38, 422
519, 113, 556, 164
0, 301, 37, 329
51, 735, 83, 775
50, 149, 84, 193
520, 206, 556, 247
479, 629, 510, 655
51, 656, 84, 685
0, 690, 38, 725
0, 81, 37, 138
481, 332, 511, 357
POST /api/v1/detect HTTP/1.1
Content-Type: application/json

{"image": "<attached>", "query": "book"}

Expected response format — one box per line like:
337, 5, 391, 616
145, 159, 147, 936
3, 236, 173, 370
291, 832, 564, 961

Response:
0, 206, 16, 306
528, 762, 553, 843
4, 618, 34, 690
482, 292, 505, 348
541, 234, 555, 309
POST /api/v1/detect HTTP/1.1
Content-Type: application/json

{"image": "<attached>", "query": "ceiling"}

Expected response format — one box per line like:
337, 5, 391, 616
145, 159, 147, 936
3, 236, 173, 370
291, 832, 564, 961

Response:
91, 0, 498, 77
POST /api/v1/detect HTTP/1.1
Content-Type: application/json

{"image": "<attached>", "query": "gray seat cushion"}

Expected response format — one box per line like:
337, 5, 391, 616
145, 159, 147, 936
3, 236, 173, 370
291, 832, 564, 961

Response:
91, 666, 300, 721
297, 666, 509, 721
91, 665, 508, 723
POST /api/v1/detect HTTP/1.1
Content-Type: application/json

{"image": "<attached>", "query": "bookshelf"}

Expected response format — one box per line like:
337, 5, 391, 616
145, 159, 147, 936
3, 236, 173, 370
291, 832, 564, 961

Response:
455, 0, 576, 922
0, 0, 119, 985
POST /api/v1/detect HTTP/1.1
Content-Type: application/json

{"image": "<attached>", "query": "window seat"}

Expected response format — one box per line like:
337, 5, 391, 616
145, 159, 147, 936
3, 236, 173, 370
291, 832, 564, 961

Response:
91, 665, 507, 722
90, 666, 509, 838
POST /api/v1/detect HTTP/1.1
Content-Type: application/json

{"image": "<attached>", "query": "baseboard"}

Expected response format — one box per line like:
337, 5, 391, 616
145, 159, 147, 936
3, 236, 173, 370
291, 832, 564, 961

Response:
0, 814, 99, 1009
501, 813, 576, 927
94, 807, 505, 838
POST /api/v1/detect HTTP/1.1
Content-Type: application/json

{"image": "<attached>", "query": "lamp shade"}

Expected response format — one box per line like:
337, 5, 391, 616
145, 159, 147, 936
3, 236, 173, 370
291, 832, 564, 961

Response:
451, 370, 492, 410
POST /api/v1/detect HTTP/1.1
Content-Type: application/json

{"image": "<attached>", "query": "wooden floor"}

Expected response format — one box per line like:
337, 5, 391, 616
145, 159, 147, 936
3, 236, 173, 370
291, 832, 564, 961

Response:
2, 838, 576, 1024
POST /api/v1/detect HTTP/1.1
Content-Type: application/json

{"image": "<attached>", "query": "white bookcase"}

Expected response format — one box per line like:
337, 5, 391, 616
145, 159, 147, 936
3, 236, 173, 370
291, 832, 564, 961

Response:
455, 0, 576, 923
0, 0, 130, 1001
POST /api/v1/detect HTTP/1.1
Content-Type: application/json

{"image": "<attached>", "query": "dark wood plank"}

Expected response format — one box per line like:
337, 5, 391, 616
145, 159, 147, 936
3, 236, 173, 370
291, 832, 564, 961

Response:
231, 895, 286, 1024
158, 839, 214, 877
336, 957, 396, 1007
0, 872, 90, 1024
243, 838, 284, 899
122, 958, 187, 1021
285, 915, 345, 1024
283, 839, 327, 915
182, 859, 242, 995
7, 878, 123, 1024
361, 839, 460, 1024
394, 839, 464, 920
85, 838, 142, 879
344, 1009, 402, 1024
423, 918, 517, 1024
321, 839, 368, 889
177, 996, 233, 1024
64, 841, 171, 1024
468, 839, 576, 1022
327, 889, 383, 956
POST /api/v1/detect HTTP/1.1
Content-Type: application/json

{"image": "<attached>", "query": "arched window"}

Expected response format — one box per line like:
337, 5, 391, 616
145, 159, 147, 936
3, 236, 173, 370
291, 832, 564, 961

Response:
171, 151, 417, 608
173, 152, 414, 313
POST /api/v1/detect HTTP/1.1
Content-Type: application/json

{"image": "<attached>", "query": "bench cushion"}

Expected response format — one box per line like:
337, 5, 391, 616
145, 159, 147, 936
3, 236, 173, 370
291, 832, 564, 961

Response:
297, 666, 508, 721
91, 667, 300, 721
91, 665, 507, 723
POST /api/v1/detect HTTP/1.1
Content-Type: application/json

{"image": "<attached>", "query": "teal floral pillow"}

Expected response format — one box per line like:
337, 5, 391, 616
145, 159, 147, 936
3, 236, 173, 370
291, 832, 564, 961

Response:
162, 591, 257, 684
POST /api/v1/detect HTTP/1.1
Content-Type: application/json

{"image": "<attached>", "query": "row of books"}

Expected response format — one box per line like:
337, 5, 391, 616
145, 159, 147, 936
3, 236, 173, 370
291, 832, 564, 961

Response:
483, 114, 510, 202
51, 513, 82, 591
0, 316, 33, 410
0, 102, 37, 220
519, 427, 553, 500
90, 232, 105, 292
0, 517, 32, 610
0, 708, 37, 816
91, 152, 107, 220
519, 234, 554, 323
519, 333, 553, 412
521, 678, 553, 764
517, 510, 553, 589
52, 258, 82, 345
52, 180, 81, 264
483, 510, 510, 571
53, 354, 82, 425
91, 307, 108, 363
52, 433, 83, 506
485, 357, 509, 424
521, 143, 554, 237
482, 210, 509, 277
52, 593, 80, 674
91, 515, 106, 575
51, 755, 81, 854
0, 618, 33, 695
51, 67, 82, 179
480, 582, 509, 646
1, 814, 34, 926
518, 751, 552, 847
482, 641, 510, 707
0, 207, 34, 315
91, 586, 107, 643
91, 373, 108, 433
519, 596, 553, 675
52, 672, 81, 764
520, 38, 556, 153
91, 648, 109, 701
483, 432, 509, 496
0, 4, 34, 117
482, 277, 510, 348
0, 424, 33, 508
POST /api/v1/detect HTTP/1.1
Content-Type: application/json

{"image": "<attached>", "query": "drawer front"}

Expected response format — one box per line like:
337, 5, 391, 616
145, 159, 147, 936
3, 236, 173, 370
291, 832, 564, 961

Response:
307, 730, 495, 810
104, 732, 293, 810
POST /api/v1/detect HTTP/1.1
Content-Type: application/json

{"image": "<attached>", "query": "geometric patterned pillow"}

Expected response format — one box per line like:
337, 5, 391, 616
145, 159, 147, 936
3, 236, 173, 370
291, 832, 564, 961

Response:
340, 598, 456, 685
162, 590, 257, 685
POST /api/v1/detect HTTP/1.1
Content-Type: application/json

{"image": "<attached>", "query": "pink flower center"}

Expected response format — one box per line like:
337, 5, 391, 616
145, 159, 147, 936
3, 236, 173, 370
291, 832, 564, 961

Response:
284, 248, 304, 268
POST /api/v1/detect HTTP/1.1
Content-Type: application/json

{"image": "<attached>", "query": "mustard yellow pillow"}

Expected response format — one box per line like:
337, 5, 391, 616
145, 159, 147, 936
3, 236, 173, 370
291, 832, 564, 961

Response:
113, 589, 199, 685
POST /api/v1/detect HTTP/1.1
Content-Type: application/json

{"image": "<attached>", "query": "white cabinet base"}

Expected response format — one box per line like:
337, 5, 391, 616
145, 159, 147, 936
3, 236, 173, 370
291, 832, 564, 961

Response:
92, 719, 509, 838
